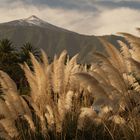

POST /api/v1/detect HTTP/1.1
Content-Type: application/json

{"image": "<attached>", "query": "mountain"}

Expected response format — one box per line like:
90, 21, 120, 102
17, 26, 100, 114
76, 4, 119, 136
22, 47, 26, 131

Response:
1, 15, 71, 32
0, 15, 126, 63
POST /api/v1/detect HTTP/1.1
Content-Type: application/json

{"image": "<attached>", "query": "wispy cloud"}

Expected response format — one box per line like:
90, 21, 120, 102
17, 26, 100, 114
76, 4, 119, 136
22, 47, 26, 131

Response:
93, 8, 140, 35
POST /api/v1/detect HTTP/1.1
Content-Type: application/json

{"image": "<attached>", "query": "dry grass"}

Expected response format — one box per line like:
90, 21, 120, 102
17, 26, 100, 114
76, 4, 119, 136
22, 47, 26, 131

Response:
0, 33, 140, 140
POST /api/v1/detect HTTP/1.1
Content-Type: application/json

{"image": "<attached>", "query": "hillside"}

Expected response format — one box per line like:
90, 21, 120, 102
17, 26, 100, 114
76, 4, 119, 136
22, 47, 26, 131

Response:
0, 15, 126, 63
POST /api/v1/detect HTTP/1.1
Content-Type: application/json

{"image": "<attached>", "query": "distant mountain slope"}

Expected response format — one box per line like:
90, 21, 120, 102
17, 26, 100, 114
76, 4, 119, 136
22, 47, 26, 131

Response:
0, 15, 127, 63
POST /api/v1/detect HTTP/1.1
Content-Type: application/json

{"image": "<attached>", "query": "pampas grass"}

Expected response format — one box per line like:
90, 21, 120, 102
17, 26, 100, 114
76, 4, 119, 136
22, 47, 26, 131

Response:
0, 32, 140, 140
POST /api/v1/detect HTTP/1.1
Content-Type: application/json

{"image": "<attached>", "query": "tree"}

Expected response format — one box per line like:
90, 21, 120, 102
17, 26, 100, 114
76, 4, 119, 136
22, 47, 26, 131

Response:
19, 42, 41, 65
0, 39, 18, 63
0, 39, 23, 89
0, 40, 41, 94
18, 42, 41, 93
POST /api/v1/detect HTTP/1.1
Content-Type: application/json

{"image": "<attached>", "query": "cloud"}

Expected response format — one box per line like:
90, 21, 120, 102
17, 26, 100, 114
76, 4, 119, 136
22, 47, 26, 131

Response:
4, 0, 140, 11
0, 3, 97, 32
0, 0, 140, 36
93, 8, 140, 35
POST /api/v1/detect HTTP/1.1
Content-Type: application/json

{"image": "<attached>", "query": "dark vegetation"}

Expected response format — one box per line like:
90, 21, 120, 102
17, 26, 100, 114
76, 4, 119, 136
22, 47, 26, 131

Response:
0, 39, 41, 94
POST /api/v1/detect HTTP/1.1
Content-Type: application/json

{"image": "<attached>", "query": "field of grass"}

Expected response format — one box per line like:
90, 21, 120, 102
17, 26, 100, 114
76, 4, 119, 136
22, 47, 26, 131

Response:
0, 33, 140, 140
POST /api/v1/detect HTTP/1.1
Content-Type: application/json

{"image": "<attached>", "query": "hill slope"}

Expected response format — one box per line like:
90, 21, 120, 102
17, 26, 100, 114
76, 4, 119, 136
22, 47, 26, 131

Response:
0, 15, 126, 63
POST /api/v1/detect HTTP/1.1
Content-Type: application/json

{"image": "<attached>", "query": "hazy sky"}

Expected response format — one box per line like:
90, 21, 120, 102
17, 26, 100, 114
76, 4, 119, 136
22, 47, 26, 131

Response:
0, 0, 140, 35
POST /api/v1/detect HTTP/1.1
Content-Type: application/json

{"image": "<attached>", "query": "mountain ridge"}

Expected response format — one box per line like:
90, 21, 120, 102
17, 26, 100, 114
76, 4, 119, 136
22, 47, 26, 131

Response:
0, 15, 79, 34
0, 16, 127, 63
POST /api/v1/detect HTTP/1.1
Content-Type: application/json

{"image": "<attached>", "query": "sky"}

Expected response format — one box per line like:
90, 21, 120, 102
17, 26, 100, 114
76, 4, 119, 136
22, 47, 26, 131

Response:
0, 0, 140, 35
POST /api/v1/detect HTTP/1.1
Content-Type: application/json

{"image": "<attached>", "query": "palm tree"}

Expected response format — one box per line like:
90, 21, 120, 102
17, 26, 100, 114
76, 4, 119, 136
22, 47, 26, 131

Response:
0, 39, 14, 53
0, 39, 18, 63
0, 39, 19, 73
0, 39, 23, 90
18, 42, 41, 93
19, 42, 40, 65
0, 40, 40, 95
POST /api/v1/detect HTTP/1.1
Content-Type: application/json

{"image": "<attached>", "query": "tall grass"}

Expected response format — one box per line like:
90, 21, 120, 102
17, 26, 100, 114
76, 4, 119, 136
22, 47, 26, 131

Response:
0, 32, 140, 140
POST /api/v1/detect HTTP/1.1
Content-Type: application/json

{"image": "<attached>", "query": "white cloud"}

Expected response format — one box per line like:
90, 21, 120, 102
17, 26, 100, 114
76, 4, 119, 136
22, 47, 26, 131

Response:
93, 8, 140, 35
